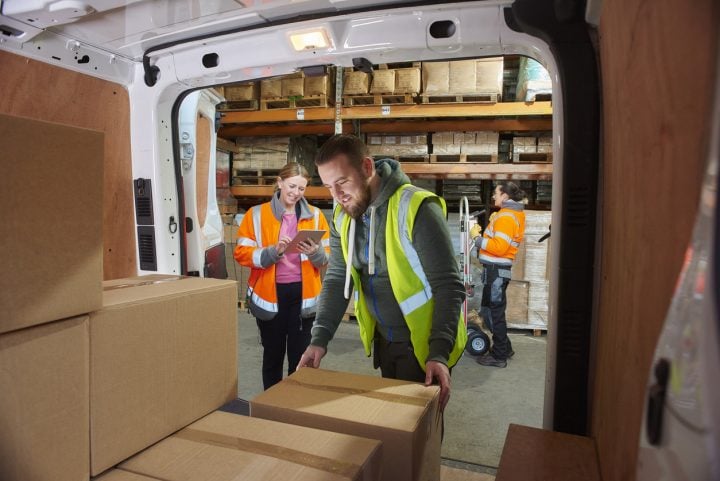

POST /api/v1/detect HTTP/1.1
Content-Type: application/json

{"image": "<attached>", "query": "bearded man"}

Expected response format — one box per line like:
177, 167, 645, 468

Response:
298, 134, 466, 411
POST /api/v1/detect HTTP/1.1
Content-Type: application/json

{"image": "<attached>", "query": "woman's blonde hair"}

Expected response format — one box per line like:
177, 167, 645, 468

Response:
276, 162, 310, 190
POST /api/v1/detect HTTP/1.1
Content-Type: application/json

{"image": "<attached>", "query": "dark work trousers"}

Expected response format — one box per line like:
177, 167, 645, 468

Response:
256, 282, 313, 390
480, 263, 513, 360
373, 336, 427, 383
373, 334, 449, 440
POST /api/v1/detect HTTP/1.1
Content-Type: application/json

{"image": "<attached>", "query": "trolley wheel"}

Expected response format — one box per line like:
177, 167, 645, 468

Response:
466, 330, 490, 356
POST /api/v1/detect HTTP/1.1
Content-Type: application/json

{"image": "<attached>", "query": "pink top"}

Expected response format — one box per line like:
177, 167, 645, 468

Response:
275, 212, 302, 283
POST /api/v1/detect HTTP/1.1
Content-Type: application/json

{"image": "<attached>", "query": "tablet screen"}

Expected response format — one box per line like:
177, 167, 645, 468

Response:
285, 230, 326, 254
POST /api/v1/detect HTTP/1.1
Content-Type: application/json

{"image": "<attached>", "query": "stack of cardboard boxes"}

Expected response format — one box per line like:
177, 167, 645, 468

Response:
366, 133, 428, 159
1, 113, 443, 481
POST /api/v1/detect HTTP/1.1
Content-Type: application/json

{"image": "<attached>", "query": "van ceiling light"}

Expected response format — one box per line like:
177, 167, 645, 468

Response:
288, 28, 332, 52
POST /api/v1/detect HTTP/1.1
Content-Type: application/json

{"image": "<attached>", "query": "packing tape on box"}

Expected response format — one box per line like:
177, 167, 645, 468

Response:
281, 378, 430, 407
103, 276, 190, 291
174, 428, 362, 478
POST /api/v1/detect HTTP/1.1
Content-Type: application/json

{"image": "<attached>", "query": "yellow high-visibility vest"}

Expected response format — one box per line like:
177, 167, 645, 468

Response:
334, 184, 467, 369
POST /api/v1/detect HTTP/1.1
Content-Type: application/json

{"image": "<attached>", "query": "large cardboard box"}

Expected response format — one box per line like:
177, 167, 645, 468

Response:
119, 411, 382, 481
90, 276, 238, 475
251, 368, 441, 481
0, 113, 103, 334
224, 82, 258, 101
94, 470, 162, 481
0, 316, 89, 481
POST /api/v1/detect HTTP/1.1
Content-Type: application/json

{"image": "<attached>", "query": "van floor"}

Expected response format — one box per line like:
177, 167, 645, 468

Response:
236, 309, 546, 470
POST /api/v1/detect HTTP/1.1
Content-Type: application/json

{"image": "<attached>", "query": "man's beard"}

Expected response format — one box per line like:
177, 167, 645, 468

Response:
341, 183, 372, 219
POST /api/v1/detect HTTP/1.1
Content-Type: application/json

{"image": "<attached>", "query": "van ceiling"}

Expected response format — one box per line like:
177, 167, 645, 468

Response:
1, 0, 430, 62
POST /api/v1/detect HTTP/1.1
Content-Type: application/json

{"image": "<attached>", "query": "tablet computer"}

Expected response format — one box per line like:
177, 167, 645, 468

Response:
285, 229, 326, 254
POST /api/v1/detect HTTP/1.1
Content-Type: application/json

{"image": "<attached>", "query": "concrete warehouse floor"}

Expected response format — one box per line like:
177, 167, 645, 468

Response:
235, 309, 547, 469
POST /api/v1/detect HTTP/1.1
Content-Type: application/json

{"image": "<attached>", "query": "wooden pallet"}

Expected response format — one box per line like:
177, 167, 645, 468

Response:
260, 94, 332, 110
217, 99, 259, 111
507, 324, 547, 336
342, 93, 417, 106
371, 154, 429, 163
430, 153, 498, 163
514, 152, 553, 163
525, 93, 552, 102
420, 93, 500, 104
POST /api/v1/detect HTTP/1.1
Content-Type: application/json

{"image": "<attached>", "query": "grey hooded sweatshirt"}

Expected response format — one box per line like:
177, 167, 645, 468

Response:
310, 159, 464, 365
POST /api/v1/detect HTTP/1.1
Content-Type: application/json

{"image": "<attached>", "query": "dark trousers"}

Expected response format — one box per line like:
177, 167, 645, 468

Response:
373, 335, 447, 440
256, 282, 313, 390
481, 263, 513, 360
373, 336, 426, 383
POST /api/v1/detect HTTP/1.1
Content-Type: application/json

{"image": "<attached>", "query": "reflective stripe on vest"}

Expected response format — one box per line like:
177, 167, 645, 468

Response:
248, 286, 278, 312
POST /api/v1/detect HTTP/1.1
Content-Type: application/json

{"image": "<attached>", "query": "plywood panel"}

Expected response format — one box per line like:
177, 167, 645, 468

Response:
594, 1, 719, 480
0, 50, 135, 279
196, 113, 211, 228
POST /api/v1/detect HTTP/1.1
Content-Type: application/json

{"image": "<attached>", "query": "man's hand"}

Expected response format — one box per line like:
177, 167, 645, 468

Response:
297, 345, 327, 369
425, 360, 451, 412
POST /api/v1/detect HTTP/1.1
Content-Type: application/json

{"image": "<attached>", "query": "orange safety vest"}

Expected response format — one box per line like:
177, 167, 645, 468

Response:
234, 201, 330, 320
479, 206, 526, 265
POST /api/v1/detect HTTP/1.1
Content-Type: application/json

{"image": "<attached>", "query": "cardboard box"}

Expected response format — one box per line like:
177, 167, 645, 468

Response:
94, 470, 163, 481
0, 113, 103, 334
506, 280, 529, 323
0, 316, 89, 481
449, 60, 477, 94
371, 69, 396, 94
422, 62, 449, 94
224, 82, 258, 101
281, 75, 305, 97
395, 67, 421, 93
475, 57, 504, 94
305, 75, 330, 96
344, 71, 370, 95
120, 411, 382, 481
251, 368, 441, 481
90, 276, 238, 475
260, 78, 282, 98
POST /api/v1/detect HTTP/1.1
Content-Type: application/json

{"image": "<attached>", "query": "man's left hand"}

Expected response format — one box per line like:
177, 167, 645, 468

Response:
425, 360, 451, 412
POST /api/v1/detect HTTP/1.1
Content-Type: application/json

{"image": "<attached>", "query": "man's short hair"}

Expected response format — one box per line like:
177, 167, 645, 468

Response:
316, 134, 369, 171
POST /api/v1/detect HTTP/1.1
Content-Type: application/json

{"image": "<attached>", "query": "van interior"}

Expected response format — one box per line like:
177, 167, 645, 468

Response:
0, 1, 718, 480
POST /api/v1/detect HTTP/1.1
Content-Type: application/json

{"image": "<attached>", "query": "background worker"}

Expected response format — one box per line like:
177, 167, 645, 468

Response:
472, 181, 527, 368
297, 135, 466, 411
234, 162, 330, 389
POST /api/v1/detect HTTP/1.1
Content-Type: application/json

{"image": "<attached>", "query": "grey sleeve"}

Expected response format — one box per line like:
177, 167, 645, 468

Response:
310, 216, 352, 349
259, 246, 282, 268
412, 200, 465, 365
308, 248, 329, 268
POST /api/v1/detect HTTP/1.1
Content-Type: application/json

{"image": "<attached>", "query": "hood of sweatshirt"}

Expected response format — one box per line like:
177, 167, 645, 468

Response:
270, 190, 314, 220
342, 158, 411, 299
371, 158, 412, 208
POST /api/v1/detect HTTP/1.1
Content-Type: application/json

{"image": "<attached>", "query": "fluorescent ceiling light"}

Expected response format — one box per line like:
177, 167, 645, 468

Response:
288, 28, 332, 51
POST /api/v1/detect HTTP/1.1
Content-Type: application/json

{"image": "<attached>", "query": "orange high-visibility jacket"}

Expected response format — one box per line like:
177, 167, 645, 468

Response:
478, 204, 526, 266
234, 198, 330, 320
